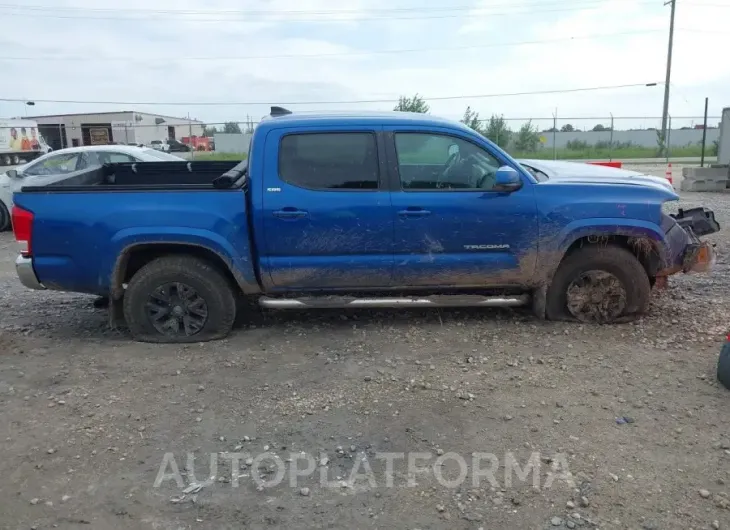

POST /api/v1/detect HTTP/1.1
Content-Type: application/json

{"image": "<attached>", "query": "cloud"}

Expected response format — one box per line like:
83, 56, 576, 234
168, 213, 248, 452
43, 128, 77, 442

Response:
0, 0, 727, 127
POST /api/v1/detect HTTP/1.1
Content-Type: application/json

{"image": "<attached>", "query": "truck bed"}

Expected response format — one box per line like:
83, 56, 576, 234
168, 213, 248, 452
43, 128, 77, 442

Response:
19, 160, 248, 191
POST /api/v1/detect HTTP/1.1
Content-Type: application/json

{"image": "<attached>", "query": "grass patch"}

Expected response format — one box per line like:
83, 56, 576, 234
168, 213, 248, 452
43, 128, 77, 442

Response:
189, 152, 248, 161
511, 144, 707, 160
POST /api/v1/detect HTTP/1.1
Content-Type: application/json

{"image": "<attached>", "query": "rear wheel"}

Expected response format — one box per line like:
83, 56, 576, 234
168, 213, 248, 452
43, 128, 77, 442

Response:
123, 255, 237, 343
546, 245, 650, 323
1, 155, 11, 166
0, 201, 9, 232
11, 155, 20, 165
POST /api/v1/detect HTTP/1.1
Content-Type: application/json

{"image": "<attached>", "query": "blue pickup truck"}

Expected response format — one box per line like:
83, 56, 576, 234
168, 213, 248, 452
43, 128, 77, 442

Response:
10, 107, 720, 342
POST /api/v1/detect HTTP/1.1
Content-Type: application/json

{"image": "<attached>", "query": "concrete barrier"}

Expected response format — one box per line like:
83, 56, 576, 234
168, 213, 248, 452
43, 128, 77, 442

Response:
680, 166, 729, 192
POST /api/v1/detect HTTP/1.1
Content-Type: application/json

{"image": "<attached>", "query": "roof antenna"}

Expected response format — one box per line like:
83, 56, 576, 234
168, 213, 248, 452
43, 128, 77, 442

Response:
270, 106, 293, 117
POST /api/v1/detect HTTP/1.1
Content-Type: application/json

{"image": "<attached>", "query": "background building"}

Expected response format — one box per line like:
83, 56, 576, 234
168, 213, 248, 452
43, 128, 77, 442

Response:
26, 111, 204, 151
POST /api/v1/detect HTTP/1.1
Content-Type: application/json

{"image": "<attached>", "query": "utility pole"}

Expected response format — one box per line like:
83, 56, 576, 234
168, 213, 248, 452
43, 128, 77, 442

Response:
660, 0, 676, 155
187, 113, 195, 161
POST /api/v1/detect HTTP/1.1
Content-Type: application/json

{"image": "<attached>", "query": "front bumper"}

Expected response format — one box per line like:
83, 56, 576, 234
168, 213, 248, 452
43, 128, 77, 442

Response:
658, 208, 719, 278
15, 255, 46, 290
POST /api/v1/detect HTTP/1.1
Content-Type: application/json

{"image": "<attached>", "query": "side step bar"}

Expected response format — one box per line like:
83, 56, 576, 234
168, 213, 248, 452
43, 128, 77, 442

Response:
259, 294, 530, 309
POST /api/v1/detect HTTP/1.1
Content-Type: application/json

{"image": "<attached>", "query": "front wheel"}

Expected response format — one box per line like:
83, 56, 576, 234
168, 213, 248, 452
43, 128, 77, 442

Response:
123, 256, 237, 343
546, 245, 650, 323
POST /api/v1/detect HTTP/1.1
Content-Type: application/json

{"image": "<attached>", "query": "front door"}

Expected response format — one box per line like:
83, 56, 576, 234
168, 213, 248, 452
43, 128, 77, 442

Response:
261, 128, 394, 290
386, 129, 539, 287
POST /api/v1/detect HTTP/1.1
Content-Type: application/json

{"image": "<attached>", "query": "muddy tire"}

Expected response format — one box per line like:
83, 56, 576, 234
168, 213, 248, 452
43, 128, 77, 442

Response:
718, 342, 730, 390
123, 255, 237, 343
0, 201, 10, 232
545, 244, 650, 324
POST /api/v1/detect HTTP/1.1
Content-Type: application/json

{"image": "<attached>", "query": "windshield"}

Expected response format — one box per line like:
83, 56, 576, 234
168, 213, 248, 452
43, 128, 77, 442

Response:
141, 148, 185, 161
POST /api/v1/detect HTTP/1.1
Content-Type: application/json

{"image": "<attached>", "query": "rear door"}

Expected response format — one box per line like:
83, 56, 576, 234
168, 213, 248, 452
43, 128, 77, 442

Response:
385, 128, 539, 287
260, 127, 394, 290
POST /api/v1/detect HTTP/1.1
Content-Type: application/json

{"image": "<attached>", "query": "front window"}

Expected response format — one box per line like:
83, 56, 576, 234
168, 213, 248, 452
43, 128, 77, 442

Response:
394, 133, 502, 190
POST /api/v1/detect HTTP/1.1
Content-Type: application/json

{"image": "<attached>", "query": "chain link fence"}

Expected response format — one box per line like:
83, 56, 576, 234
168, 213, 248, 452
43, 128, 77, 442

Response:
1, 114, 721, 165
471, 115, 721, 162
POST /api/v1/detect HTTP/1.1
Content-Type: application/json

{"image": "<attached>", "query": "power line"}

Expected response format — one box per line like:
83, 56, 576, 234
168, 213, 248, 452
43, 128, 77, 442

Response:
687, 2, 730, 6
0, 0, 648, 16
0, 1, 660, 23
0, 28, 720, 66
0, 30, 666, 62
6, 115, 718, 129
0, 83, 661, 107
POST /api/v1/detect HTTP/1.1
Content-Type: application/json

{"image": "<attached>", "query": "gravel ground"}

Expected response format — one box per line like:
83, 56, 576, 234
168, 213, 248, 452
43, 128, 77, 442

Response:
1, 186, 730, 530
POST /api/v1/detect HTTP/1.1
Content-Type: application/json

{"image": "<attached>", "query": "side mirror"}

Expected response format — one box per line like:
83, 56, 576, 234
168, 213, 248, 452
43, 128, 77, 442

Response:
494, 166, 522, 192
6, 169, 19, 179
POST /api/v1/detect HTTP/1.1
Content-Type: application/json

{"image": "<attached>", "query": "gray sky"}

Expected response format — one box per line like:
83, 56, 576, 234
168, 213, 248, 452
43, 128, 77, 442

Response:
0, 0, 728, 130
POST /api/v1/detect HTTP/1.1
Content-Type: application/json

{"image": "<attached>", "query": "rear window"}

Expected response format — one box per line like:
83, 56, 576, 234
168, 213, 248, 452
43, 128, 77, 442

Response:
278, 132, 379, 190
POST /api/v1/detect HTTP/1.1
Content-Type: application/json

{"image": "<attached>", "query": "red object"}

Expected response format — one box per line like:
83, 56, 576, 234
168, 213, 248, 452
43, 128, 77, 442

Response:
182, 136, 211, 151
588, 161, 623, 169
12, 206, 33, 256
665, 163, 673, 186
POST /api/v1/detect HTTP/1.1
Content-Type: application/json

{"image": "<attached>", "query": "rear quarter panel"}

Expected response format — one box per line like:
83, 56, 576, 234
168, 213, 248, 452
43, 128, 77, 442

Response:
13, 189, 256, 295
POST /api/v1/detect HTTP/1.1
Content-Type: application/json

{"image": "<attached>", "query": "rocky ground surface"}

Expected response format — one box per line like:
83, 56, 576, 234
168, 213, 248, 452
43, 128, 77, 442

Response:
1, 181, 730, 530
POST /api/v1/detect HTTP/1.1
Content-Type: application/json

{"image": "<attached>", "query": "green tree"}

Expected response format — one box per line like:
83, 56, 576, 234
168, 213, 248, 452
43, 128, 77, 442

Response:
460, 106, 484, 134
560, 123, 575, 132
513, 121, 540, 152
223, 122, 243, 134
393, 94, 430, 113
655, 129, 667, 157
202, 125, 218, 137
710, 138, 719, 156
484, 114, 511, 149
592, 124, 609, 132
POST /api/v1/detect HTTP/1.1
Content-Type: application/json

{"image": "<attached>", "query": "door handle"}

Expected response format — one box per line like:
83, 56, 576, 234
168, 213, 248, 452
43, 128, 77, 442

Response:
273, 208, 308, 219
397, 208, 431, 218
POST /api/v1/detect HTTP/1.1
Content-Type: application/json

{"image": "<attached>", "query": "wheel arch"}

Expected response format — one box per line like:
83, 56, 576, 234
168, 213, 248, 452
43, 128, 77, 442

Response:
554, 220, 667, 280
561, 234, 663, 280
111, 242, 252, 300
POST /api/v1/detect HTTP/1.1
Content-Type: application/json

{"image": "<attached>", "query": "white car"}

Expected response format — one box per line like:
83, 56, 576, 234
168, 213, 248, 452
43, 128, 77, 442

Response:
0, 145, 185, 231
517, 159, 675, 192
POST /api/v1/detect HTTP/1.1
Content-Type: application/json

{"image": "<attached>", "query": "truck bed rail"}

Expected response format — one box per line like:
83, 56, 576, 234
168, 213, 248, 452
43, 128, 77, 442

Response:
19, 160, 248, 192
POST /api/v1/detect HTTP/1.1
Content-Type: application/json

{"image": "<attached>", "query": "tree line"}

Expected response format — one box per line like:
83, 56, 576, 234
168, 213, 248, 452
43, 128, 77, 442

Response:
393, 93, 540, 152
393, 94, 615, 153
